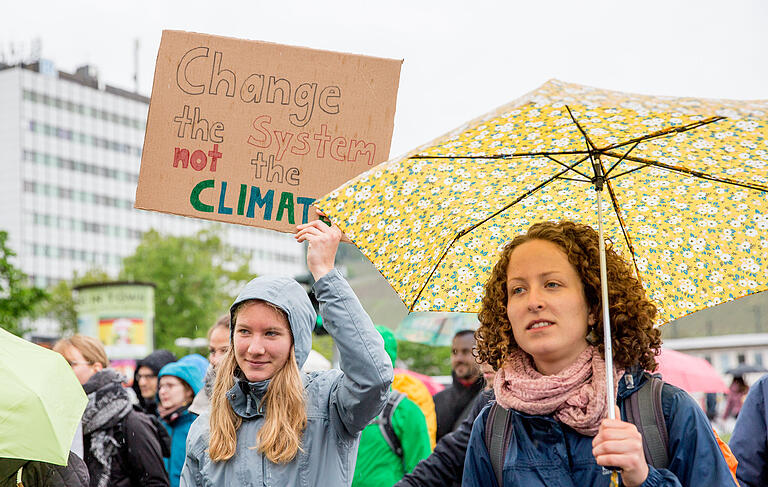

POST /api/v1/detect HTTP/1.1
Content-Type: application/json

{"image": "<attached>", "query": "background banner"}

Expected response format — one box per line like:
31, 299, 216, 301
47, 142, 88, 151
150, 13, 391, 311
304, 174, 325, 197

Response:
74, 282, 155, 360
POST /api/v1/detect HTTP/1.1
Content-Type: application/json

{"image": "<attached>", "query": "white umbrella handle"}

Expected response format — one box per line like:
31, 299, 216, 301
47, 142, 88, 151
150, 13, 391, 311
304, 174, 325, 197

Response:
596, 187, 616, 421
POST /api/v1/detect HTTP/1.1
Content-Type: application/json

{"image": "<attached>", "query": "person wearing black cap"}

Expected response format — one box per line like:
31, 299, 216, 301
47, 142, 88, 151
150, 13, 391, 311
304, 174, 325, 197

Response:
132, 350, 177, 417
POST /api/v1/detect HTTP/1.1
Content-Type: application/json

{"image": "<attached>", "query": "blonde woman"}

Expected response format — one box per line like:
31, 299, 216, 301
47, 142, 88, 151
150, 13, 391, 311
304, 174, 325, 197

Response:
180, 219, 393, 486
53, 335, 169, 487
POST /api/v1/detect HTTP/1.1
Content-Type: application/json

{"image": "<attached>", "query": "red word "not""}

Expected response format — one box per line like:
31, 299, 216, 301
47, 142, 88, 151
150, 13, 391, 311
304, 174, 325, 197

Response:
173, 144, 223, 171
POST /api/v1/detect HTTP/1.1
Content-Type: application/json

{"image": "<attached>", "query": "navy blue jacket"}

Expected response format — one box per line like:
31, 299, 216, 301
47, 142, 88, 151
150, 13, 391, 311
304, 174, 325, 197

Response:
730, 373, 768, 487
463, 368, 737, 487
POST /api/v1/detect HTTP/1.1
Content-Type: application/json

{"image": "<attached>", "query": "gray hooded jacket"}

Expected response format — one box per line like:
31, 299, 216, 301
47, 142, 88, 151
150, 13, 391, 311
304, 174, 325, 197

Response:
180, 269, 393, 487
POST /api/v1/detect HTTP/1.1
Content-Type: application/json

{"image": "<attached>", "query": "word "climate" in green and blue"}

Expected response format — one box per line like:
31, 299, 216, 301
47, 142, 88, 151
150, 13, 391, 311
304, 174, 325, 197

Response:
190, 179, 315, 224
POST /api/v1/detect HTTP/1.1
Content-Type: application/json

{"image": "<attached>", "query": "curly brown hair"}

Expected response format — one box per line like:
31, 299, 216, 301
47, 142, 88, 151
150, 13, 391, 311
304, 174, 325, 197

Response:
475, 220, 660, 372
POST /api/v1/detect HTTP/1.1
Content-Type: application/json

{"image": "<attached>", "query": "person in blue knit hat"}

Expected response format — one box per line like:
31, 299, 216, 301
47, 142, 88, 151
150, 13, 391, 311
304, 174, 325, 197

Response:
157, 361, 203, 487
178, 353, 209, 381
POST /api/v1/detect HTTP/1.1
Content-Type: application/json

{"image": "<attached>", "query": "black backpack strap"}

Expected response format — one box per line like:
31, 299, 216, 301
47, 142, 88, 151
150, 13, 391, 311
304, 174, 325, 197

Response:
148, 414, 172, 458
377, 391, 406, 458
452, 395, 479, 431
625, 374, 669, 470
484, 403, 513, 487
113, 415, 141, 486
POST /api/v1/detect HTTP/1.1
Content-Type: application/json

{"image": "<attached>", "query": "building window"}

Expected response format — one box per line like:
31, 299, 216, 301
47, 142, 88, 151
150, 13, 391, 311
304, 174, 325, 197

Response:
720, 353, 731, 371
27, 120, 142, 157
22, 89, 146, 130
29, 211, 145, 245
755, 352, 764, 366
23, 181, 133, 210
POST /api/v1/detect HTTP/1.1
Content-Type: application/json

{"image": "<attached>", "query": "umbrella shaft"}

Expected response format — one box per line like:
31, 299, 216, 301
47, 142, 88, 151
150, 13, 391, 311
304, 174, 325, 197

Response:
597, 189, 616, 420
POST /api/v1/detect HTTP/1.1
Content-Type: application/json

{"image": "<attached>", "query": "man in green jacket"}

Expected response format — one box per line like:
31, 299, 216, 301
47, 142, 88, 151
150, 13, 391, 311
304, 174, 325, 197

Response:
352, 327, 431, 487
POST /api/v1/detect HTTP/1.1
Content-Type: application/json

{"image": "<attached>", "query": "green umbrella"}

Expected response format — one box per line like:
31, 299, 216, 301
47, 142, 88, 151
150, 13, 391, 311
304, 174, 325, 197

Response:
395, 312, 479, 346
0, 328, 87, 465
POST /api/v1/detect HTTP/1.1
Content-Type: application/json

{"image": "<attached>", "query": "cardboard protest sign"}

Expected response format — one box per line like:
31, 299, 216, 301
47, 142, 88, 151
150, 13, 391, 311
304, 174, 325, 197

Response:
136, 30, 402, 233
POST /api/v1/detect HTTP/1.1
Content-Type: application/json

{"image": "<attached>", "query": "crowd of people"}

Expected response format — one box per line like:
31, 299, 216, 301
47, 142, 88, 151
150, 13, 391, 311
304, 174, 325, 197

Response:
7, 218, 768, 487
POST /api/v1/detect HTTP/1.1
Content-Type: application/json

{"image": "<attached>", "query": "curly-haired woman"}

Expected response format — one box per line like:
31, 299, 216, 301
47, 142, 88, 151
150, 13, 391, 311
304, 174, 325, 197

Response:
462, 221, 736, 487
179, 218, 393, 487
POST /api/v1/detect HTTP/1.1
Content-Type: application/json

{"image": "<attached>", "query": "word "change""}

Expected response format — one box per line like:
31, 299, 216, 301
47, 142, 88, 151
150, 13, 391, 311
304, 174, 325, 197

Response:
176, 47, 341, 128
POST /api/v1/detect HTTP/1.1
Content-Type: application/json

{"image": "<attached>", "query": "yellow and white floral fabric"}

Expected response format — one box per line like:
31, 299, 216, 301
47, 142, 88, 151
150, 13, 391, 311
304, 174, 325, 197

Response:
315, 80, 768, 325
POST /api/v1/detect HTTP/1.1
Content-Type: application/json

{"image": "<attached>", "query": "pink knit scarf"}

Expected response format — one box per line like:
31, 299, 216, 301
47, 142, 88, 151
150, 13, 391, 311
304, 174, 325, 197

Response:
493, 345, 622, 436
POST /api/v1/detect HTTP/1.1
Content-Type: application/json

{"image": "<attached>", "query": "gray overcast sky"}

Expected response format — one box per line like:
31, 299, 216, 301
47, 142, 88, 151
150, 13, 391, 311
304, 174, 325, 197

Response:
4, 0, 768, 157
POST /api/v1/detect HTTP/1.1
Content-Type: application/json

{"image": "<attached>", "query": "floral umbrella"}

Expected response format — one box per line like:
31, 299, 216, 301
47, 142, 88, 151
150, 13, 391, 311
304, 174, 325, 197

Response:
315, 80, 768, 441
316, 80, 767, 323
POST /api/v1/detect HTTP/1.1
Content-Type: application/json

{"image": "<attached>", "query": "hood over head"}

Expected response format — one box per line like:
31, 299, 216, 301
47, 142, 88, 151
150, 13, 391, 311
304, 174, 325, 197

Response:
132, 349, 177, 404
230, 276, 315, 370
158, 361, 204, 395
135, 349, 177, 376
375, 325, 397, 368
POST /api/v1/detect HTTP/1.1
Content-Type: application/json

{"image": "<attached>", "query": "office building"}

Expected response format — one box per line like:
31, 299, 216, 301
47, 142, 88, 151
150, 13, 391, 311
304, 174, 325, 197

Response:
0, 60, 304, 332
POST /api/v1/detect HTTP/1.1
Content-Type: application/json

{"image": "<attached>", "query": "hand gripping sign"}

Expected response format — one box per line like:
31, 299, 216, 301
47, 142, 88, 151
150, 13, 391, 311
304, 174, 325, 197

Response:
136, 30, 402, 233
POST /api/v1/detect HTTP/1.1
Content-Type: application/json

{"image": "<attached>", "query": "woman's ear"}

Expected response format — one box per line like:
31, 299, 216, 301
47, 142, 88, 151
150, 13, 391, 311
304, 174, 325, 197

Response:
588, 311, 597, 327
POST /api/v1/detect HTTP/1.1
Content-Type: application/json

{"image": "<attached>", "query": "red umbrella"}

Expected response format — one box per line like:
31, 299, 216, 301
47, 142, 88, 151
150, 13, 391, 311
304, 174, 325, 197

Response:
654, 348, 728, 394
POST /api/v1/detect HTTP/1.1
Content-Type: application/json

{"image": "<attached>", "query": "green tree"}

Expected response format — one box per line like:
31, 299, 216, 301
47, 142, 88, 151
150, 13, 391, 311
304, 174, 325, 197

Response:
0, 231, 47, 335
119, 227, 252, 352
39, 268, 111, 335
397, 341, 453, 376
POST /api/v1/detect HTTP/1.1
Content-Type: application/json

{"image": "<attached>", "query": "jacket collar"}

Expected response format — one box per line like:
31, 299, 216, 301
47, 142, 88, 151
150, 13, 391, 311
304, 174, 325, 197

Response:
227, 375, 271, 419
451, 370, 484, 393
163, 405, 192, 425
616, 365, 649, 400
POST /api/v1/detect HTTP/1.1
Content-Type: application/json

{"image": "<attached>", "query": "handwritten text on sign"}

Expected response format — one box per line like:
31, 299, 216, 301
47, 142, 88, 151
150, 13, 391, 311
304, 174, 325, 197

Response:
136, 31, 401, 233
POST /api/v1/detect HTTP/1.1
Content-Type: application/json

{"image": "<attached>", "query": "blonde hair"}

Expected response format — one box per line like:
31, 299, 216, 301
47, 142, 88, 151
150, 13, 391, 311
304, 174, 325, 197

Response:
208, 301, 307, 464
53, 335, 109, 368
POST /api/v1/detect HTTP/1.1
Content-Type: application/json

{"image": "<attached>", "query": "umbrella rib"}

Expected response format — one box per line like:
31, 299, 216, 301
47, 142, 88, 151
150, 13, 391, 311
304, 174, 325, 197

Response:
565, 105, 600, 153
407, 155, 590, 312
545, 155, 592, 180
460, 154, 591, 236
598, 116, 726, 153
410, 155, 516, 160
603, 141, 641, 178
556, 176, 593, 183
565, 105, 603, 187
409, 150, 590, 160
605, 164, 649, 181
602, 151, 768, 193
602, 174, 644, 289
409, 117, 725, 164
